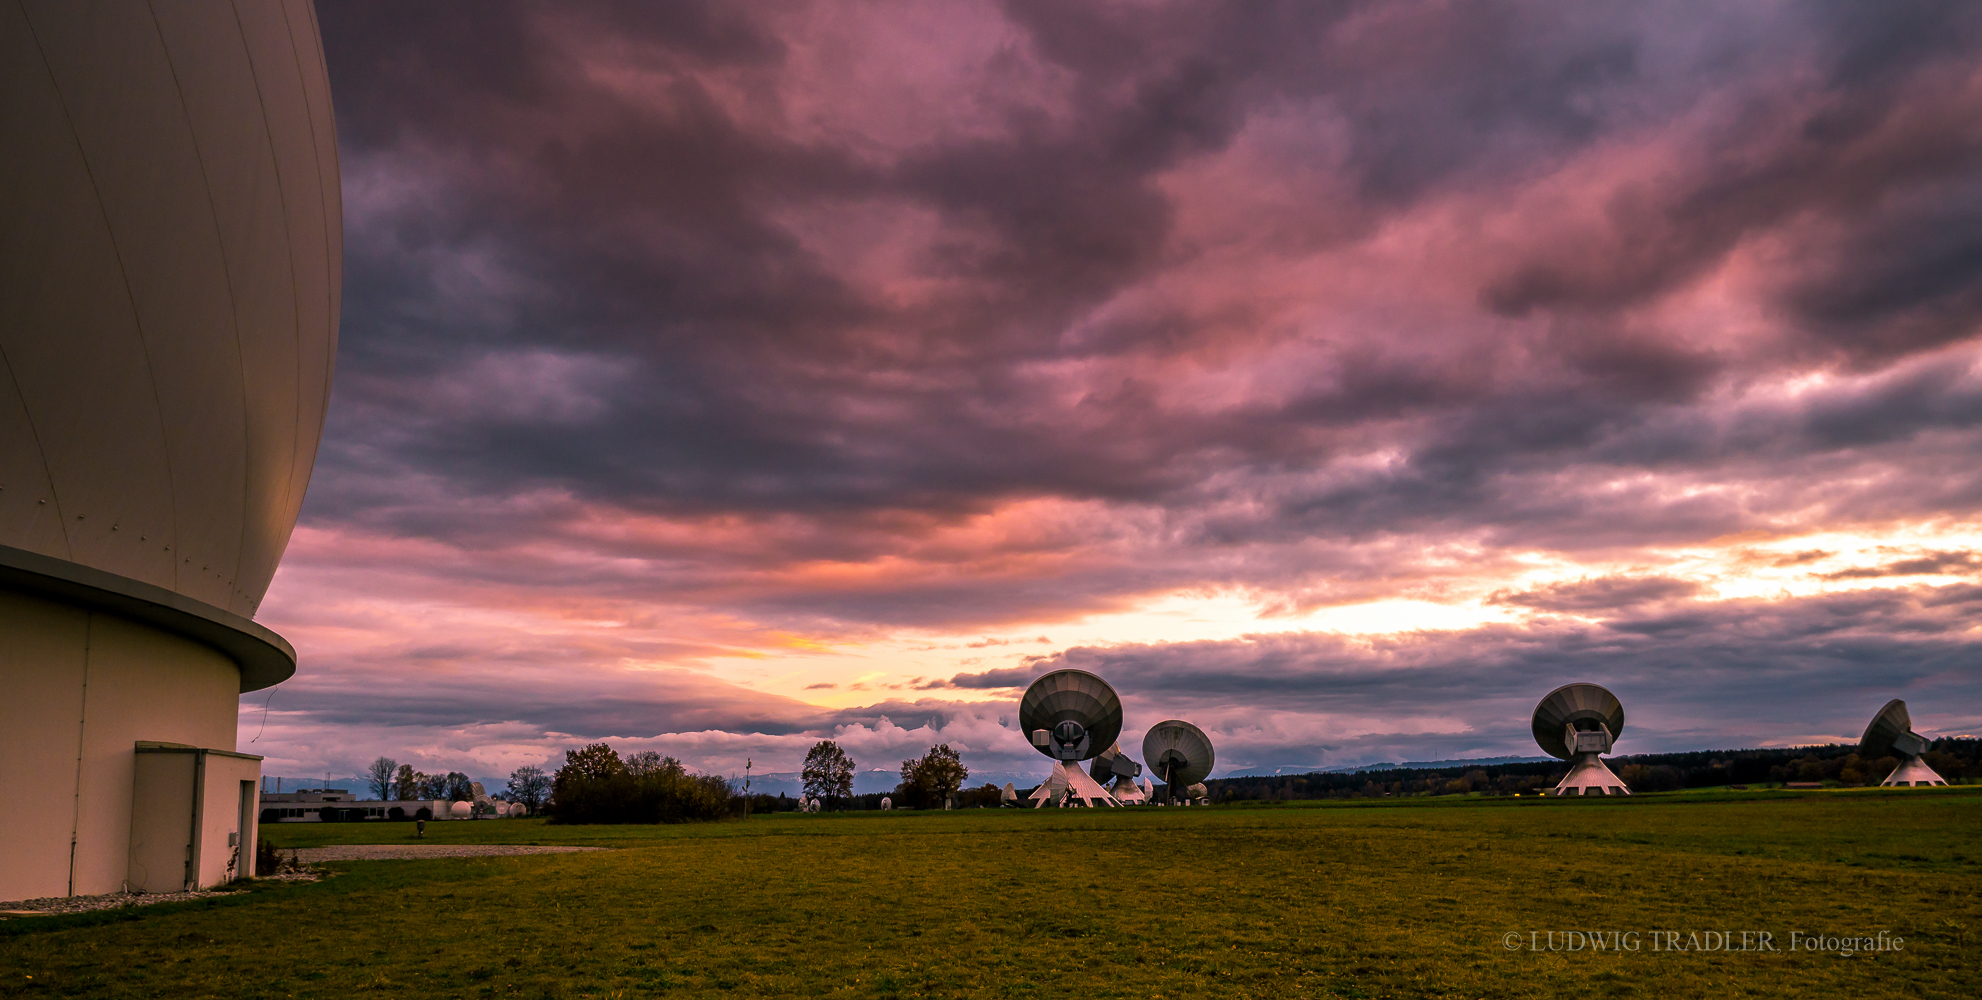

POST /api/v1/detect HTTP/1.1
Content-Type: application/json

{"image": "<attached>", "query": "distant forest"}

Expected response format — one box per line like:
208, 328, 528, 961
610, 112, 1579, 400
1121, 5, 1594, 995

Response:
1205, 739, 1982, 802
727, 739, 1982, 811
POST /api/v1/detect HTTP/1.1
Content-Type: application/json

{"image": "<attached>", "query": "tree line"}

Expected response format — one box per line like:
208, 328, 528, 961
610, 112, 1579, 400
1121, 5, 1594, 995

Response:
540, 739, 985, 824
1203, 739, 1982, 802
360, 756, 555, 815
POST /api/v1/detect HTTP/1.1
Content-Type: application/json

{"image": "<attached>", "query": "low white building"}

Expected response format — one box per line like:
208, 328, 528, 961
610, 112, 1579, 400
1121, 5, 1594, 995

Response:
259, 787, 526, 822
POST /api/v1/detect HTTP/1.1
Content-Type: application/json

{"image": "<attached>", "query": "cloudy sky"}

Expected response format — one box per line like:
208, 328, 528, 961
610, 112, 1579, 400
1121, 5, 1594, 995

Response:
245, 0, 1982, 788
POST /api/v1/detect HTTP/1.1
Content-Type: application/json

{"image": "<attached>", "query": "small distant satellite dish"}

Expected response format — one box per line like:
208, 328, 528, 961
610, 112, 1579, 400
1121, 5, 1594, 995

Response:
1531, 682, 1629, 797
880, 796, 892, 811
1001, 782, 1017, 806
1141, 720, 1214, 804
1859, 699, 1948, 787
1019, 669, 1123, 763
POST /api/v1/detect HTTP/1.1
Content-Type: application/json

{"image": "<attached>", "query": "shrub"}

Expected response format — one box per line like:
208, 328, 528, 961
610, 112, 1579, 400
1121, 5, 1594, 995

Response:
254, 836, 283, 876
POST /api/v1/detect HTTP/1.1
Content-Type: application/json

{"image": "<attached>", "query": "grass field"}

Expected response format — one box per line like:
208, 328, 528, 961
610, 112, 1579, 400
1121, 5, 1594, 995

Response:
2, 788, 1977, 998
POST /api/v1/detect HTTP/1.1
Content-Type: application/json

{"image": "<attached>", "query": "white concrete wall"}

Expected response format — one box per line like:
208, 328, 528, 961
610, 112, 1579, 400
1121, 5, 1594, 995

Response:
0, 591, 88, 900
0, 590, 240, 900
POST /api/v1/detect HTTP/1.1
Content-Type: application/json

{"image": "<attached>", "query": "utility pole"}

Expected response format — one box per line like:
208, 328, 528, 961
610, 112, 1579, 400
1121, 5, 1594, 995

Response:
744, 758, 752, 820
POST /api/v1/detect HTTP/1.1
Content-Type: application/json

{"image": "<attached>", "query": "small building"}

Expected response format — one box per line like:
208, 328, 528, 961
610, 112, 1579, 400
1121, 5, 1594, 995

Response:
259, 790, 526, 822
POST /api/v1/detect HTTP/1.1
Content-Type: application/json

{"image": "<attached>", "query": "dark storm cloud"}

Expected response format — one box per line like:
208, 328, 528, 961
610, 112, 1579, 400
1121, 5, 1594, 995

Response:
281, 661, 835, 737
310, 0, 1982, 535
1008, 584, 1982, 754
1491, 576, 1702, 612
1824, 550, 1981, 580
267, 1, 1982, 770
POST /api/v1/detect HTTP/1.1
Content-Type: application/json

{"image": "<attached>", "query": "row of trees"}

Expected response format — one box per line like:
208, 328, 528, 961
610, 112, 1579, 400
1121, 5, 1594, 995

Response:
796, 740, 972, 810
356, 739, 987, 825
364, 757, 477, 802
360, 756, 554, 815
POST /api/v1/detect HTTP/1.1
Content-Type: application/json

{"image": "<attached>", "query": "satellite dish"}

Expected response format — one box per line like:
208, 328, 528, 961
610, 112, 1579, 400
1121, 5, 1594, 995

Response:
1020, 669, 1123, 763
1530, 683, 1630, 797
1141, 720, 1214, 804
1858, 699, 1948, 787
1088, 741, 1144, 784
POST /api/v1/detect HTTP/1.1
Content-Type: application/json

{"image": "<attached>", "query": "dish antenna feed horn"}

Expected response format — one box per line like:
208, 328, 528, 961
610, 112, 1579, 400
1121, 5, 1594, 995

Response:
1532, 683, 1630, 797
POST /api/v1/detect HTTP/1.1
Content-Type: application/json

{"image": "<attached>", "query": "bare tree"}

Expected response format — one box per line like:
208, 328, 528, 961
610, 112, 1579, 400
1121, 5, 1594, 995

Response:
366, 756, 398, 801
393, 763, 417, 800
507, 765, 551, 815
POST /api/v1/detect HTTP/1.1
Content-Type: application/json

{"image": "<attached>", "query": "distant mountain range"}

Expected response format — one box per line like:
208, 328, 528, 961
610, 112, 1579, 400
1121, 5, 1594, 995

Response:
1315, 756, 1555, 773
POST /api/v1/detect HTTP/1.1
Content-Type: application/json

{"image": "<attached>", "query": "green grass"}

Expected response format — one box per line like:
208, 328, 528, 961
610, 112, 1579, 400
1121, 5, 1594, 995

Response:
3, 789, 1978, 998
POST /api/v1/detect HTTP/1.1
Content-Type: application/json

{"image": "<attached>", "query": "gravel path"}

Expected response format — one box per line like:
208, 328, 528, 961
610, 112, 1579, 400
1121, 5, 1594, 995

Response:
0, 888, 243, 917
0, 870, 328, 918
293, 844, 606, 862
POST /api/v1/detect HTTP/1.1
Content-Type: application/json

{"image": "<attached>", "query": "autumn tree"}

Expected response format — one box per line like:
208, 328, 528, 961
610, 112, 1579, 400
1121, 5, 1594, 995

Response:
801, 741, 855, 806
897, 744, 967, 809
556, 743, 626, 793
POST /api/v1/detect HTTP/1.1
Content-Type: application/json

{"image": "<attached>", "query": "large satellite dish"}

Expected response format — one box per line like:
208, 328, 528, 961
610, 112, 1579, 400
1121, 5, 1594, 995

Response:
1020, 669, 1123, 763
1530, 683, 1630, 796
1858, 699, 1947, 787
1141, 720, 1214, 804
